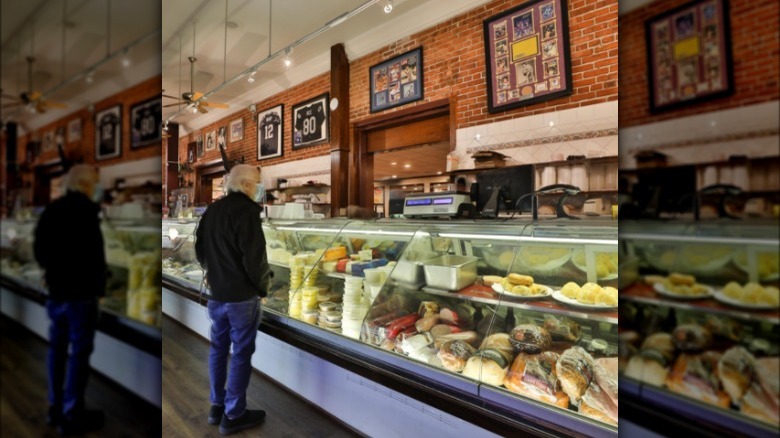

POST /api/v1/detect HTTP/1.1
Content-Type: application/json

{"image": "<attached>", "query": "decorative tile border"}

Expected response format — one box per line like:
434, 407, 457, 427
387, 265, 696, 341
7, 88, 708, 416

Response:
279, 169, 330, 179
630, 129, 779, 153
466, 128, 618, 154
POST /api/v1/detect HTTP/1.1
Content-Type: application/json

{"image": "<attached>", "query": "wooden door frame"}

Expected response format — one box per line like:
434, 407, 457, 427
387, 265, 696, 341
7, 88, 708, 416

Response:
352, 97, 456, 210
194, 159, 227, 204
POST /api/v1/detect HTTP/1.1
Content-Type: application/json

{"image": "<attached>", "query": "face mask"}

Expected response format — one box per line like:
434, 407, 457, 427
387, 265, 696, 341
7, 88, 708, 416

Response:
92, 183, 104, 203
253, 183, 265, 203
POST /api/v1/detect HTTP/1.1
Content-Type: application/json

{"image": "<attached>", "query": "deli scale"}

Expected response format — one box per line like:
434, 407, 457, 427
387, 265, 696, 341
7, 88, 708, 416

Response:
402, 191, 472, 218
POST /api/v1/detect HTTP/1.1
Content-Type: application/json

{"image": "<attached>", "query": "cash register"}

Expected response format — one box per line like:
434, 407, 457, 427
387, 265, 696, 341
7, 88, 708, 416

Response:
402, 191, 472, 218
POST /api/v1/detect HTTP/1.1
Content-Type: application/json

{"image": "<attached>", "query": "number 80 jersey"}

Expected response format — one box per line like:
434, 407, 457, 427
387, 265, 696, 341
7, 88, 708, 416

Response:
294, 102, 325, 144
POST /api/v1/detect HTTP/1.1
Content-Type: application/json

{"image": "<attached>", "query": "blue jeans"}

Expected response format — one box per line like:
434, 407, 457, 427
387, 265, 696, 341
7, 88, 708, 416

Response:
207, 297, 261, 419
46, 298, 99, 419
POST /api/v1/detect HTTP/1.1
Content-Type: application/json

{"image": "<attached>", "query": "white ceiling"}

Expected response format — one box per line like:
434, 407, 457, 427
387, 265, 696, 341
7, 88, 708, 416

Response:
1, 0, 161, 133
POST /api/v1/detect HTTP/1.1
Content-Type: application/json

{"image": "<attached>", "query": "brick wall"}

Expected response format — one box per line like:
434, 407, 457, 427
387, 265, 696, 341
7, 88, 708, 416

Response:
620, 0, 779, 127
178, 0, 618, 165
17, 75, 163, 166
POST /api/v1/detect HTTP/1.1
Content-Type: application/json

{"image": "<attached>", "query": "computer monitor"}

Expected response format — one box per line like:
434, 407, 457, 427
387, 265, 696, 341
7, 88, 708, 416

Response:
476, 165, 535, 217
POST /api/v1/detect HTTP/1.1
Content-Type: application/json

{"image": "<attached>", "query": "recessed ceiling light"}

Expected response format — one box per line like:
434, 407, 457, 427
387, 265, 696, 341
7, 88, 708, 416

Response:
402, 186, 406, 189
392, 175, 397, 178
437, 171, 442, 175
390, 162, 397, 166
404, 164, 411, 168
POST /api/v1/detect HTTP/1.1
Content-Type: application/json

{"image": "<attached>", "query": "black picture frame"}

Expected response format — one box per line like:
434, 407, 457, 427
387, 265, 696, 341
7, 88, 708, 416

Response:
292, 93, 329, 149
130, 96, 162, 149
217, 126, 227, 151
196, 135, 204, 157
370, 47, 423, 113
95, 104, 122, 161
483, 0, 573, 113
257, 104, 284, 160
646, 0, 733, 113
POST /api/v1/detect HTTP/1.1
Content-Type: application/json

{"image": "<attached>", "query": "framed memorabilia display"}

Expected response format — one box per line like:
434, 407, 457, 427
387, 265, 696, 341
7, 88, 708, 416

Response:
230, 118, 244, 142
646, 0, 733, 112
67, 118, 81, 143
55, 127, 65, 151
205, 130, 216, 151
41, 130, 54, 152
196, 135, 204, 157
130, 96, 162, 149
257, 104, 283, 160
483, 0, 572, 113
292, 93, 329, 149
187, 142, 196, 164
95, 105, 122, 160
370, 47, 423, 113
217, 127, 227, 150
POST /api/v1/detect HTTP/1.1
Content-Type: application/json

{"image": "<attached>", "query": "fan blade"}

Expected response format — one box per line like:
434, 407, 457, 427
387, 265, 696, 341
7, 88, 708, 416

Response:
42, 101, 68, 109
163, 102, 187, 108
28, 91, 42, 101
191, 91, 204, 101
198, 105, 208, 114
162, 94, 181, 99
200, 101, 229, 109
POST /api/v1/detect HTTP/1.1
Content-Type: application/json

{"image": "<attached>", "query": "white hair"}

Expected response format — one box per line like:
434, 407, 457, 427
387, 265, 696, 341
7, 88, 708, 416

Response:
63, 164, 98, 193
225, 164, 260, 193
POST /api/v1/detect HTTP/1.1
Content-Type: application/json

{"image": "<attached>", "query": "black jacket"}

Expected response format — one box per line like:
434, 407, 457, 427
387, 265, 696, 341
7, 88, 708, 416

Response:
195, 191, 271, 302
33, 190, 106, 300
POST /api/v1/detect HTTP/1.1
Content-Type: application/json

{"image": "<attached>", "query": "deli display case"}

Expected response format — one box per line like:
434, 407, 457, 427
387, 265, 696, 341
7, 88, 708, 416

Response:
619, 220, 779, 438
162, 217, 619, 437
1, 217, 162, 329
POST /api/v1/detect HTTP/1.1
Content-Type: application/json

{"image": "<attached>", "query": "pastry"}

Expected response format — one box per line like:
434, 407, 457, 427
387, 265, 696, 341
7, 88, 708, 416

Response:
507, 273, 534, 286
479, 333, 515, 363
669, 272, 695, 286
482, 275, 504, 286
560, 281, 580, 299
461, 349, 509, 386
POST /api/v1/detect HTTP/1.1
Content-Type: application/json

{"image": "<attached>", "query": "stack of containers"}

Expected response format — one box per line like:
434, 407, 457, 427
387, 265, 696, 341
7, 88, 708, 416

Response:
341, 276, 368, 338
288, 255, 306, 319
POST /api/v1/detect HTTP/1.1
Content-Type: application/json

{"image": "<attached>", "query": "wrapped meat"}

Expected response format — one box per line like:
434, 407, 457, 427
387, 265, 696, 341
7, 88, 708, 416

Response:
479, 333, 515, 363
543, 315, 582, 343
741, 357, 779, 426
666, 351, 730, 408
437, 340, 476, 373
461, 349, 509, 386
433, 331, 480, 349
415, 315, 440, 332
509, 325, 552, 354
672, 324, 713, 352
717, 346, 756, 405
556, 346, 595, 405
504, 352, 569, 408
580, 383, 618, 426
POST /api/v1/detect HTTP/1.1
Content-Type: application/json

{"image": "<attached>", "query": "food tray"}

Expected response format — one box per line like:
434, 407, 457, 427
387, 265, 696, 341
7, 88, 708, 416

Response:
422, 255, 478, 291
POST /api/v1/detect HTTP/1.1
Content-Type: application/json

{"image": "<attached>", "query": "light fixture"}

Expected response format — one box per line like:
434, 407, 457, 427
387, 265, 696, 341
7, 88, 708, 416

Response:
121, 48, 131, 68
390, 162, 397, 166
163, 120, 169, 132
384, 0, 393, 14
392, 175, 397, 178
549, 120, 555, 127
247, 70, 256, 83
85, 70, 94, 84
249, 103, 257, 114
168, 227, 179, 241
475, 133, 481, 140
404, 164, 411, 168
191, 104, 198, 114
437, 171, 442, 175
283, 47, 292, 68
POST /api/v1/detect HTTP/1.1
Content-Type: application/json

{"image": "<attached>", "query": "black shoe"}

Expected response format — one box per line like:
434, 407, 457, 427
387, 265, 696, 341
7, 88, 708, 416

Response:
58, 409, 105, 436
47, 405, 62, 427
218, 409, 265, 435
208, 405, 225, 425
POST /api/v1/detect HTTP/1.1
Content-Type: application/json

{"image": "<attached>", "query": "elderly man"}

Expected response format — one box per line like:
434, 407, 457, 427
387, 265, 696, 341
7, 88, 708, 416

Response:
195, 164, 270, 435
33, 164, 106, 435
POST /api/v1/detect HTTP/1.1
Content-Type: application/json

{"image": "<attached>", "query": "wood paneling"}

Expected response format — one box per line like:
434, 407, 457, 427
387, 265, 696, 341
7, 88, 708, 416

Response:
330, 43, 350, 217
366, 115, 449, 153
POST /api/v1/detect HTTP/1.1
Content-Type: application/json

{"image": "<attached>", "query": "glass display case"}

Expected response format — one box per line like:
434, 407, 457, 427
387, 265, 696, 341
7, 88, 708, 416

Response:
162, 217, 619, 436
1, 217, 162, 329
619, 220, 779, 437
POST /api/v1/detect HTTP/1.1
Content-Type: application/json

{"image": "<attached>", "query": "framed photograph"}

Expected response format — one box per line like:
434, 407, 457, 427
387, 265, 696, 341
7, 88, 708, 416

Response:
67, 118, 81, 143
483, 0, 573, 113
217, 127, 227, 151
230, 118, 243, 142
646, 0, 733, 112
42, 130, 54, 152
95, 105, 122, 160
292, 93, 329, 149
205, 130, 216, 151
187, 142, 196, 164
130, 96, 162, 149
196, 135, 204, 157
370, 47, 423, 113
257, 104, 284, 160
55, 127, 65, 152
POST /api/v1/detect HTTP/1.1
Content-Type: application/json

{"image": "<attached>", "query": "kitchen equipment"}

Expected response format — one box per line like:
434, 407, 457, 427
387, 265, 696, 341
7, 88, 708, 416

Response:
423, 255, 479, 291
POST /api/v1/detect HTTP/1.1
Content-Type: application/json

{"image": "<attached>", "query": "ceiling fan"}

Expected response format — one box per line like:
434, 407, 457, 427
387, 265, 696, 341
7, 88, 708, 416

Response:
163, 56, 229, 114
1, 57, 68, 114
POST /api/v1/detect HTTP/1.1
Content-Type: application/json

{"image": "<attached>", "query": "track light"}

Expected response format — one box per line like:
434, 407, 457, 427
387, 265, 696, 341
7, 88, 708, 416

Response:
121, 48, 131, 68
191, 105, 198, 114
384, 0, 393, 14
283, 47, 292, 68
247, 70, 256, 83
85, 70, 95, 84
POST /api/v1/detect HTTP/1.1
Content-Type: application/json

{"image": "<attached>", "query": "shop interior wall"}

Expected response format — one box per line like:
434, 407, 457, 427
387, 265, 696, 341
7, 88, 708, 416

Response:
176, 0, 618, 188
15, 75, 163, 191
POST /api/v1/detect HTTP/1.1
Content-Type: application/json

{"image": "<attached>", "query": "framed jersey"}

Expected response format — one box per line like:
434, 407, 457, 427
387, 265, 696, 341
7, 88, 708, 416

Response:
292, 93, 329, 150
95, 104, 122, 160
257, 104, 284, 160
130, 96, 162, 148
